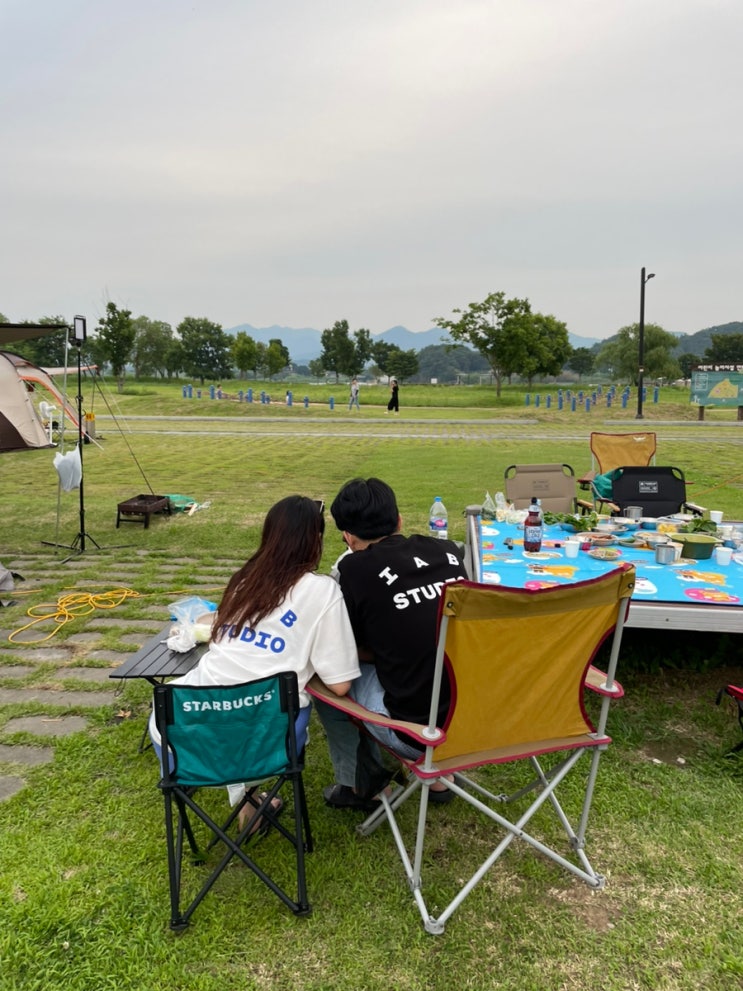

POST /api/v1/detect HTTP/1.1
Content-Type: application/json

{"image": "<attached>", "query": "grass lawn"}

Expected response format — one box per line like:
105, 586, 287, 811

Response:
1, 382, 742, 990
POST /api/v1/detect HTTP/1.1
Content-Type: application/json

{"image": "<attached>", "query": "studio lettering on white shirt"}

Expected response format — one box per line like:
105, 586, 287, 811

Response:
217, 607, 301, 654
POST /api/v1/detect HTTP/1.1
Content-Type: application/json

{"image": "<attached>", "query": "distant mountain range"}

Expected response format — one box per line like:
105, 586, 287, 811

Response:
589, 321, 743, 357
226, 322, 600, 364
671, 321, 743, 356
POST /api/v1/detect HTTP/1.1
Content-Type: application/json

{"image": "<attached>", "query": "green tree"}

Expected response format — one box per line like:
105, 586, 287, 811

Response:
96, 301, 135, 392
131, 316, 173, 378
320, 320, 355, 381
703, 333, 743, 365
387, 347, 419, 382
434, 291, 532, 397
595, 323, 681, 385
350, 328, 373, 376
232, 331, 259, 378
519, 313, 571, 386
255, 341, 268, 378
308, 358, 325, 380
265, 338, 291, 379
566, 346, 595, 380
177, 316, 233, 384
370, 340, 398, 380
676, 352, 698, 379
164, 338, 185, 379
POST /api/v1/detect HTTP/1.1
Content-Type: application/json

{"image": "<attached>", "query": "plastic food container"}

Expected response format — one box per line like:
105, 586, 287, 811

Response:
673, 534, 718, 560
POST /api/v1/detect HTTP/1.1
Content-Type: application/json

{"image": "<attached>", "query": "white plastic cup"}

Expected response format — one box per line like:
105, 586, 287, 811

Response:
564, 539, 580, 559
714, 545, 733, 566
709, 510, 724, 525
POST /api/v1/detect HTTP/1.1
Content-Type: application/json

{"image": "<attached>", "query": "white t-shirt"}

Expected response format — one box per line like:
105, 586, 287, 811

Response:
149, 571, 359, 742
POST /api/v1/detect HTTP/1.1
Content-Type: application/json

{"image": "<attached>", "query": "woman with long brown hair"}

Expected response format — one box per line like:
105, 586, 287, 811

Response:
150, 496, 359, 820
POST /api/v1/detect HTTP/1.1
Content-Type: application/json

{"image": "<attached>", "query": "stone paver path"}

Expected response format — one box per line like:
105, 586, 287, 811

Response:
0, 550, 243, 802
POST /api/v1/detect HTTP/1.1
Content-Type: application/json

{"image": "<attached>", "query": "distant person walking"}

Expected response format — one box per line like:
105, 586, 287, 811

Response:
386, 378, 399, 414
348, 378, 360, 411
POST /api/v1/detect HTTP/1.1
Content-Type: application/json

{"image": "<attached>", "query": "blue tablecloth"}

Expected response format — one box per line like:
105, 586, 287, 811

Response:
477, 519, 742, 609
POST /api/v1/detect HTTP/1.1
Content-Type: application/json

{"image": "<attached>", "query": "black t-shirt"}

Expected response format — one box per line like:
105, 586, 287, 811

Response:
337, 533, 467, 729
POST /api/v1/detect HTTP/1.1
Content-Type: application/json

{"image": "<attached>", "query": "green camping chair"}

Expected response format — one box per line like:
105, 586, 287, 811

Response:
153, 672, 313, 930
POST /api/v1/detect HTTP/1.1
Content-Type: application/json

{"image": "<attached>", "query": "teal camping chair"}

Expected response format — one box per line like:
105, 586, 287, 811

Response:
153, 673, 313, 930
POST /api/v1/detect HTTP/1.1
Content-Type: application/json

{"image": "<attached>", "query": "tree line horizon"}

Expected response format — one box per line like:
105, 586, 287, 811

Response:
2, 297, 741, 395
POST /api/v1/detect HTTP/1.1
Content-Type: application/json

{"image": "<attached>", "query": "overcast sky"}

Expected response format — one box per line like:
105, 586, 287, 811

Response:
2, 0, 742, 342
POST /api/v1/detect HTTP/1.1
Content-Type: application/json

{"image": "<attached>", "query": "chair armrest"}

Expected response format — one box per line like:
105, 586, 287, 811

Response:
584, 665, 624, 698
577, 470, 596, 491
306, 675, 446, 746
576, 498, 594, 515
683, 501, 706, 517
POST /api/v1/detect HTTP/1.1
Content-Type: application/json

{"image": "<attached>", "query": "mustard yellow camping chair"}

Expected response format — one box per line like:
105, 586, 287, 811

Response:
309, 565, 635, 934
589, 430, 657, 475
581, 431, 657, 511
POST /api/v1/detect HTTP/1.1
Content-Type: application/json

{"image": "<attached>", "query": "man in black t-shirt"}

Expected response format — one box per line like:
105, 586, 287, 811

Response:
317, 477, 467, 811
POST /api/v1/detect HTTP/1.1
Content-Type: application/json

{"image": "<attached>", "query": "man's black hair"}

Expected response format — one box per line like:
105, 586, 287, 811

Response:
330, 477, 399, 540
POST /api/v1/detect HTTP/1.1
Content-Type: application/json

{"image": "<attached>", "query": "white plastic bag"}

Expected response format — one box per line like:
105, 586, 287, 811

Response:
53, 447, 82, 491
167, 596, 218, 652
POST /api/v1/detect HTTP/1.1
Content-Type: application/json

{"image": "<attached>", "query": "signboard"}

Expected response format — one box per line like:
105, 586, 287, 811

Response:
690, 371, 743, 407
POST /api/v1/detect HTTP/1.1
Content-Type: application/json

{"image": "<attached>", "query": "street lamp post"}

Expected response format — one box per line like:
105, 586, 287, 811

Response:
635, 266, 655, 419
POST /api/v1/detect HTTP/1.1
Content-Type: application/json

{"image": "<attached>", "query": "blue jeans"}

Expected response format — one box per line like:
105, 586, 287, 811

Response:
315, 664, 421, 787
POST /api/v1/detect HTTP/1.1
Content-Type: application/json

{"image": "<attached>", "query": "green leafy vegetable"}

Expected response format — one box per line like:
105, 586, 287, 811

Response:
679, 517, 718, 534
543, 511, 599, 532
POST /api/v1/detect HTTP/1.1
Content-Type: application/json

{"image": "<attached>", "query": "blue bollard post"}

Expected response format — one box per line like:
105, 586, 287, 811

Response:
525, 394, 530, 406
187, 384, 193, 398
238, 390, 244, 402
585, 398, 591, 411
286, 390, 292, 406
571, 397, 577, 412
260, 391, 266, 404
247, 388, 253, 403
182, 385, 188, 398
546, 395, 551, 408
329, 397, 335, 410
653, 386, 659, 403
209, 385, 215, 399
196, 389, 202, 399
535, 394, 540, 408
304, 396, 309, 409
558, 394, 563, 410
621, 393, 628, 409
607, 394, 612, 407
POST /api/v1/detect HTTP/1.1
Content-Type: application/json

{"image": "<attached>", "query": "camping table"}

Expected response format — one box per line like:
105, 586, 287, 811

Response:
110, 624, 207, 683
465, 513, 743, 634
110, 624, 208, 751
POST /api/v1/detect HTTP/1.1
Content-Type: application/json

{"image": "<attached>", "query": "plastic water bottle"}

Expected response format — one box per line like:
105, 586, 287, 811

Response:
429, 497, 448, 539
523, 497, 543, 553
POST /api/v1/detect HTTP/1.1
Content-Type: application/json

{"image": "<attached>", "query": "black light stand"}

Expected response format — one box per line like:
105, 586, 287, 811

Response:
635, 267, 655, 420
42, 316, 103, 561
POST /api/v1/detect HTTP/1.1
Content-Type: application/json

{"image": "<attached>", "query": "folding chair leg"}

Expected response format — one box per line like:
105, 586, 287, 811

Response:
162, 779, 313, 930
163, 792, 190, 931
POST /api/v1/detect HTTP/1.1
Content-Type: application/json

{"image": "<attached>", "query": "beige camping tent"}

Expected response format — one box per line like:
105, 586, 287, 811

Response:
0, 351, 52, 452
